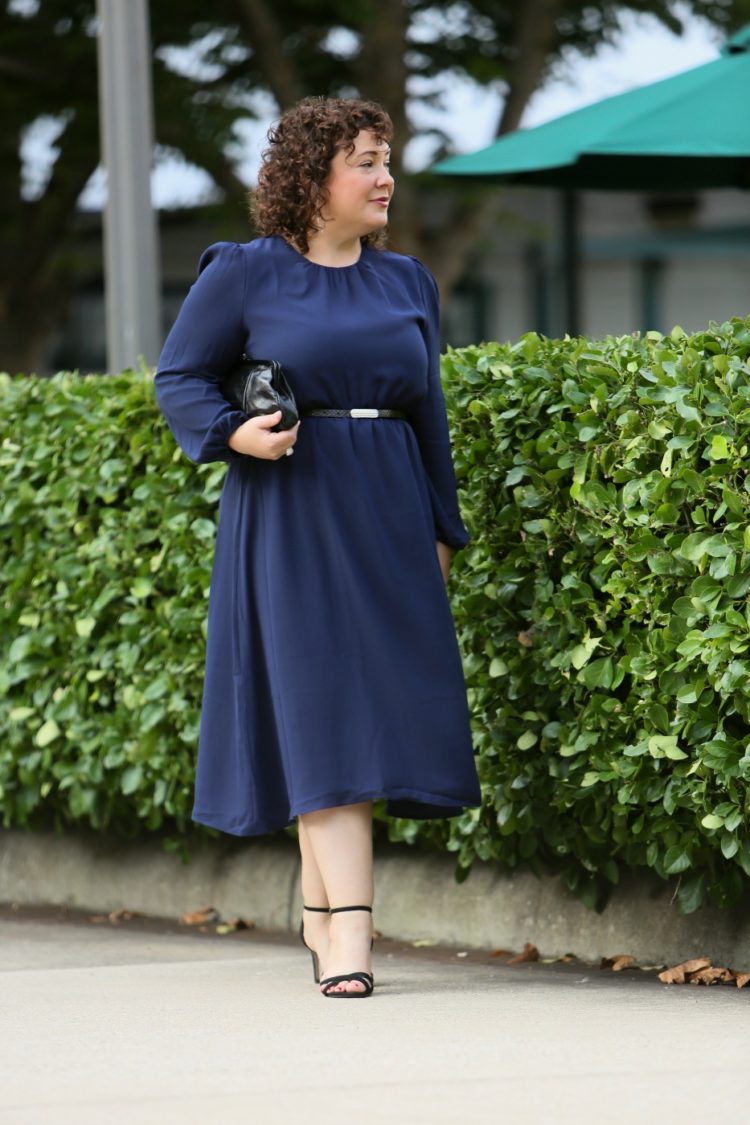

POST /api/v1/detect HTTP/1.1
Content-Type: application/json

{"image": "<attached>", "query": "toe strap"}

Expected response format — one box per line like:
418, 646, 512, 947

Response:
320, 972, 374, 995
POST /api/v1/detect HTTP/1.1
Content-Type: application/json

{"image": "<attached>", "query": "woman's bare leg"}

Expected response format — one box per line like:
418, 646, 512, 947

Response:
298, 801, 374, 994
298, 815, 331, 967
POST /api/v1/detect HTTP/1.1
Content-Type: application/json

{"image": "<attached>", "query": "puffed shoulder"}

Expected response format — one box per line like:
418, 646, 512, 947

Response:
207, 236, 294, 265
196, 240, 245, 275
405, 253, 437, 284
365, 249, 439, 309
196, 237, 295, 290
372, 247, 433, 280
407, 255, 440, 307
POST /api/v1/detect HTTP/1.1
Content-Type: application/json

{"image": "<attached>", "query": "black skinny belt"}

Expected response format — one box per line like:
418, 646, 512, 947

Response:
303, 408, 407, 420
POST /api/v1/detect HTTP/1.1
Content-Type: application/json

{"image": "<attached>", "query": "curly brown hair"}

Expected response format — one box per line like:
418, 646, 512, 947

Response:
251, 97, 394, 253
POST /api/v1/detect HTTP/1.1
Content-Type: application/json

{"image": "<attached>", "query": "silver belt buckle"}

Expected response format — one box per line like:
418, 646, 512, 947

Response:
350, 408, 379, 419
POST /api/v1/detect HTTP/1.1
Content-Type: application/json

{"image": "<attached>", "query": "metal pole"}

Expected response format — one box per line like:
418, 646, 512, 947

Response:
560, 189, 581, 336
96, 0, 161, 372
640, 257, 664, 333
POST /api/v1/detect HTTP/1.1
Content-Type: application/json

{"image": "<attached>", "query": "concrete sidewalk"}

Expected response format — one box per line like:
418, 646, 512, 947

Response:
1, 907, 748, 1125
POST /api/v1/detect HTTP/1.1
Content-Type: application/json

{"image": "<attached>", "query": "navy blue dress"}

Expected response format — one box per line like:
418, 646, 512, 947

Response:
155, 235, 481, 835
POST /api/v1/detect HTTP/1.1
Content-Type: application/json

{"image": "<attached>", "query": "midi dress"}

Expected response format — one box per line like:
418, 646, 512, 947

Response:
155, 235, 482, 836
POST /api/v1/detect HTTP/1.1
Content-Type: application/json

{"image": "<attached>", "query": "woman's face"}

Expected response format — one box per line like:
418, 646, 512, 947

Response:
321, 129, 394, 237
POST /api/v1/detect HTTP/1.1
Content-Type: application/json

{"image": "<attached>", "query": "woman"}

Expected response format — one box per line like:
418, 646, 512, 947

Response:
155, 97, 481, 998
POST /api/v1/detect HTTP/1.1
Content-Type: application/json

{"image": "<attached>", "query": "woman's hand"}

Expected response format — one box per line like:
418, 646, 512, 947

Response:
436, 541, 453, 585
228, 411, 299, 460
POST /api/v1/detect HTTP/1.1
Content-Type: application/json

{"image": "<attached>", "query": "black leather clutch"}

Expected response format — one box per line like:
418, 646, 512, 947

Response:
220, 356, 299, 432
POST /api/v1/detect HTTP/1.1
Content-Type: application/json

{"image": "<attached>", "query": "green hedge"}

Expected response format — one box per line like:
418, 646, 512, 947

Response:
430, 316, 750, 914
0, 369, 216, 836
2, 316, 750, 913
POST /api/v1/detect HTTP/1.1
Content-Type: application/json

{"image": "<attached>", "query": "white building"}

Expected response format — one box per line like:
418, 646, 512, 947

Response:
446, 185, 750, 347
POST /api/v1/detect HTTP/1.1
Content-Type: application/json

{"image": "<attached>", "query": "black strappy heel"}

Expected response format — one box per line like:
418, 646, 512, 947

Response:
299, 904, 329, 983
319, 905, 375, 999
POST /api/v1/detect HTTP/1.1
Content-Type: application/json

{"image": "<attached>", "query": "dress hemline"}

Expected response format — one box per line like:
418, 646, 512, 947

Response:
192, 784, 481, 838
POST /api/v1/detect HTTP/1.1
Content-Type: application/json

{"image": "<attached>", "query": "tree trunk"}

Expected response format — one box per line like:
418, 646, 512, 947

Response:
352, 0, 421, 255
1, 105, 99, 373
411, 0, 566, 298
497, 0, 565, 135
0, 288, 63, 375
232, 0, 305, 108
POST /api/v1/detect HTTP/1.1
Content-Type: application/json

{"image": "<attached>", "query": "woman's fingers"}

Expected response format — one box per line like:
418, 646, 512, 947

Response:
233, 413, 298, 459
257, 413, 298, 459
254, 410, 283, 430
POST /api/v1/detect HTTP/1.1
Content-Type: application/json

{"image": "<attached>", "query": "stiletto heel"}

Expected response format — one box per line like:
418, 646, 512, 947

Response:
319, 905, 375, 999
299, 904, 329, 983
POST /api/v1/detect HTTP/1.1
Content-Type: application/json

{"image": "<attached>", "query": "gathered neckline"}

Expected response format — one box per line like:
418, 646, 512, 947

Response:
274, 235, 367, 272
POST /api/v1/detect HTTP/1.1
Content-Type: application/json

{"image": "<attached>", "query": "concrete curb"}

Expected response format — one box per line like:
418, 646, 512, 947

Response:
2, 828, 750, 967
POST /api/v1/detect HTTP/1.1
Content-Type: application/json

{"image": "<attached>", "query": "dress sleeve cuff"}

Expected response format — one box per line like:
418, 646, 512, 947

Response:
196, 407, 250, 464
424, 476, 470, 549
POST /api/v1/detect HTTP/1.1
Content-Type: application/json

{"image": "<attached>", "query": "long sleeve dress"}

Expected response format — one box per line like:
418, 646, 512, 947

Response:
155, 235, 482, 836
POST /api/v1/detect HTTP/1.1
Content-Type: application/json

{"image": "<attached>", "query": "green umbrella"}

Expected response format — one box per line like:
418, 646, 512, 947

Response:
434, 25, 750, 191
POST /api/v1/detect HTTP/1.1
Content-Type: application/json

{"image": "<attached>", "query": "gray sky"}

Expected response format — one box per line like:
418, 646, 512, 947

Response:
76, 5, 724, 210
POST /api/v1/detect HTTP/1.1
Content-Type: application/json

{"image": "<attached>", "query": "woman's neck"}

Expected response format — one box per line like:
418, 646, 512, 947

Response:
302, 229, 363, 268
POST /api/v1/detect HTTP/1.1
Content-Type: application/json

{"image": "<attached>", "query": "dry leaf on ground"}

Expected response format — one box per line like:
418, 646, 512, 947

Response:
658, 957, 749, 987
658, 957, 712, 984
688, 966, 733, 985
180, 906, 219, 926
107, 909, 142, 924
507, 942, 539, 964
600, 954, 635, 972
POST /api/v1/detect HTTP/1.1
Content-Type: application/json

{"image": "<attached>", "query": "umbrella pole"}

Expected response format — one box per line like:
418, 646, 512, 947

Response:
560, 189, 581, 336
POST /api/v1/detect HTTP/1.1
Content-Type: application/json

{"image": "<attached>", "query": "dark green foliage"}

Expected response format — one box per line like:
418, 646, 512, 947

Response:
3, 319, 750, 914
0, 369, 221, 835
413, 316, 750, 914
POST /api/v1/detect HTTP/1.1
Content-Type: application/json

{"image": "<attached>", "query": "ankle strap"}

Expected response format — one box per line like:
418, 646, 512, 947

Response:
329, 905, 372, 914
303, 904, 330, 912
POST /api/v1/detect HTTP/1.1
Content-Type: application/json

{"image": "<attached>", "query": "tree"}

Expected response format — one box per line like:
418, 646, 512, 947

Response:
0, 0, 253, 371
2, 0, 749, 370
